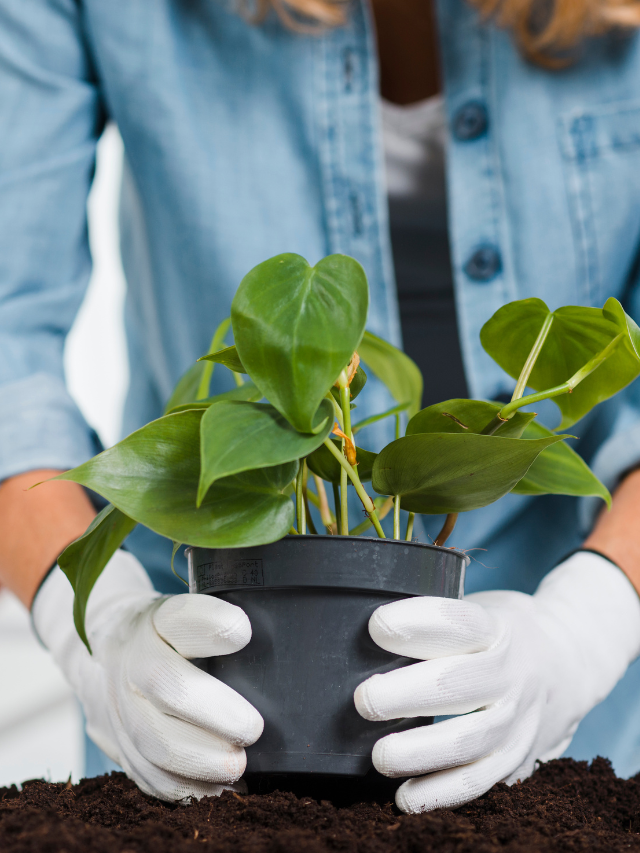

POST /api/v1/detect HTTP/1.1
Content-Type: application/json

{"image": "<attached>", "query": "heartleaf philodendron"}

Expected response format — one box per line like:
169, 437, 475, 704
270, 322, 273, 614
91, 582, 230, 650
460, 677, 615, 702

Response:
198, 345, 246, 374
198, 398, 333, 505
231, 253, 369, 434
58, 505, 137, 652
307, 439, 378, 484
371, 432, 566, 514
406, 399, 536, 439
54, 410, 297, 549
51, 251, 634, 650
480, 297, 640, 429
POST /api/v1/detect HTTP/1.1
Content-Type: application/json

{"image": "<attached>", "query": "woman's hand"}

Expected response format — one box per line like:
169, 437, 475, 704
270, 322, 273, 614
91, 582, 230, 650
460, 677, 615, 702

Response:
32, 550, 263, 801
355, 552, 640, 813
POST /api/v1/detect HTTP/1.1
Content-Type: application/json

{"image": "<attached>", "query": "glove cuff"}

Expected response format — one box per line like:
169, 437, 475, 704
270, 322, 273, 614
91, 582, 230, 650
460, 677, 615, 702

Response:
31, 549, 156, 656
535, 551, 640, 699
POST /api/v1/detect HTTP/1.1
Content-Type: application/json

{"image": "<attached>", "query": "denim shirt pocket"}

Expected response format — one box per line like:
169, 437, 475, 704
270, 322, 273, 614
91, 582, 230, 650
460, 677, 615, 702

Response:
558, 100, 640, 307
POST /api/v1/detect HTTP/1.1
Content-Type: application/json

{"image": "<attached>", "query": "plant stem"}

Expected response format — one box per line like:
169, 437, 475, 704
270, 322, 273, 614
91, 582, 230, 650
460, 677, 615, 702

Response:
338, 370, 353, 535
480, 413, 509, 436
511, 314, 554, 402
498, 333, 624, 421
435, 513, 458, 547
296, 465, 306, 535
289, 526, 299, 535
326, 392, 344, 429
340, 463, 349, 535
322, 438, 386, 538
311, 474, 335, 533
302, 461, 318, 534
393, 495, 401, 539
405, 512, 415, 541
395, 414, 401, 440
332, 482, 342, 533
352, 402, 409, 435
338, 382, 352, 438
349, 496, 394, 535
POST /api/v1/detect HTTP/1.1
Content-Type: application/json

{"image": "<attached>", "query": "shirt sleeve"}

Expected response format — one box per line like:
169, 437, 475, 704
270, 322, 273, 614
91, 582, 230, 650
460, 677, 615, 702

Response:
0, 0, 105, 481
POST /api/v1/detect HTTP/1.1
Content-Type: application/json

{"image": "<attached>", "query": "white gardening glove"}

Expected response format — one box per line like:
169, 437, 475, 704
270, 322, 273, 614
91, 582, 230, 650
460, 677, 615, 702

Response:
354, 551, 640, 813
32, 549, 263, 801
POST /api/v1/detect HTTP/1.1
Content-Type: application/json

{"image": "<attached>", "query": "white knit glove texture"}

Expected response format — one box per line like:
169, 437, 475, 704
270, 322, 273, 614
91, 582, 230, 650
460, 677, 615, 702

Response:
31, 550, 263, 802
354, 552, 640, 813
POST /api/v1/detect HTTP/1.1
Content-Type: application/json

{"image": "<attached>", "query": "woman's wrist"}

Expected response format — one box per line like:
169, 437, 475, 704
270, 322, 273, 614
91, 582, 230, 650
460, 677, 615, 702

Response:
583, 467, 640, 596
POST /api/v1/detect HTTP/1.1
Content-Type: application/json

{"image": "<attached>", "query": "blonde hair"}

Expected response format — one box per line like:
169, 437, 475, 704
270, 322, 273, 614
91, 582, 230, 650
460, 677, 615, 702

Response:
254, 0, 640, 64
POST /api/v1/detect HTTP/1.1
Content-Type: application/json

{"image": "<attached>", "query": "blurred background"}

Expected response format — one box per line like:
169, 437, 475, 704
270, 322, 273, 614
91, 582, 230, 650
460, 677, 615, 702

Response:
0, 125, 128, 787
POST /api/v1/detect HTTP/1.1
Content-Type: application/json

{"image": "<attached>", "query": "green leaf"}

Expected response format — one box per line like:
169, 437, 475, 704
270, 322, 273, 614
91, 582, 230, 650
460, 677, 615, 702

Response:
198, 345, 246, 374
512, 421, 611, 505
371, 432, 566, 514
231, 253, 369, 433
166, 381, 263, 414
480, 297, 640, 429
165, 318, 231, 412
54, 410, 297, 548
406, 399, 536, 438
330, 365, 368, 404
198, 398, 333, 504
357, 331, 423, 419
307, 438, 378, 484
58, 505, 137, 652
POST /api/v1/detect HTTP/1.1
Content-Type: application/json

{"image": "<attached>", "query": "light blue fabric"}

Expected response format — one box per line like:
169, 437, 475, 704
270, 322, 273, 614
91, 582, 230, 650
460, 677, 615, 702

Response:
2, 0, 640, 777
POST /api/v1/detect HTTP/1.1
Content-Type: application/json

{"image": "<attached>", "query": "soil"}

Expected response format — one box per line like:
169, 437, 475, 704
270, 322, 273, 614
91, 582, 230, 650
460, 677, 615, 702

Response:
3, 757, 640, 852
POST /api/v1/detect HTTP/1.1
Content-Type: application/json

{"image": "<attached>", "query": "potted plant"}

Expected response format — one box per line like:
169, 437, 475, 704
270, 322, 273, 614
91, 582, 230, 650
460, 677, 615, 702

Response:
51, 253, 640, 784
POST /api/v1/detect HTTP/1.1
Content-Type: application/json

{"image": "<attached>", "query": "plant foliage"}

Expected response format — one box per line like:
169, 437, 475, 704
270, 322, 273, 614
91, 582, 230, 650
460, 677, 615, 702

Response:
51, 252, 636, 648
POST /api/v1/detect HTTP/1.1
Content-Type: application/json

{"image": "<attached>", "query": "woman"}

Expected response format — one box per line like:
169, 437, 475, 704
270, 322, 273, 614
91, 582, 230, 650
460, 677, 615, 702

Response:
2, 0, 640, 812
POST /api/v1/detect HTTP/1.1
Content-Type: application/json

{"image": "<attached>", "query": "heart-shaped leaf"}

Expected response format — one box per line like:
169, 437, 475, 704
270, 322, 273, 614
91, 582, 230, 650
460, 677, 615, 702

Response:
231, 253, 369, 433
167, 381, 263, 414
406, 399, 536, 438
511, 421, 611, 505
198, 398, 333, 504
371, 432, 566, 514
307, 439, 378, 484
54, 410, 297, 547
480, 297, 640, 428
58, 505, 137, 652
357, 331, 423, 418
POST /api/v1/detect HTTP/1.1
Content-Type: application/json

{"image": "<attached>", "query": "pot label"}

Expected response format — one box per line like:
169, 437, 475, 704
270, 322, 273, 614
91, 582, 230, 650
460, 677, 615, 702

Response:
195, 558, 264, 592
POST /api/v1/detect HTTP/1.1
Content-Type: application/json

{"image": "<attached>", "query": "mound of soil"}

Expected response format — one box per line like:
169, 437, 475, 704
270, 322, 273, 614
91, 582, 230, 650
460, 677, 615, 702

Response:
2, 757, 640, 852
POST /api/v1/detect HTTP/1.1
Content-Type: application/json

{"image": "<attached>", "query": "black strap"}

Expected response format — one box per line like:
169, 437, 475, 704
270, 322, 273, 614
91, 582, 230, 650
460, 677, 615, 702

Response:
556, 546, 622, 572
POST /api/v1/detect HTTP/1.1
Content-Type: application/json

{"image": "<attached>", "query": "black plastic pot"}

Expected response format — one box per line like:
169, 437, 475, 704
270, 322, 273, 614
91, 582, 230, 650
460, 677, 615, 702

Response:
187, 535, 467, 780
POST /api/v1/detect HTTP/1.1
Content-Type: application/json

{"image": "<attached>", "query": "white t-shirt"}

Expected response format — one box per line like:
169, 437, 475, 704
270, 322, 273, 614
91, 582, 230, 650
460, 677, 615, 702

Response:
381, 94, 446, 209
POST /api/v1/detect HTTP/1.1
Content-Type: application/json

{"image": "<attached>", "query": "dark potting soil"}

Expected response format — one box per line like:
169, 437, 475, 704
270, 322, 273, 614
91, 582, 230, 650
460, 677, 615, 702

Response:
3, 757, 640, 853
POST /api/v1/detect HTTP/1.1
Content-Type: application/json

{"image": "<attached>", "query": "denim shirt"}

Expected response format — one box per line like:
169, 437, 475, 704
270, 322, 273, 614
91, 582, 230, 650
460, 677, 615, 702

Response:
2, 0, 640, 773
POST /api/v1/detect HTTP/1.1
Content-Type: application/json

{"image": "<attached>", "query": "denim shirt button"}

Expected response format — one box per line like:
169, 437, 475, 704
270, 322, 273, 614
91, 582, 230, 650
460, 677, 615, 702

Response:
452, 101, 489, 141
464, 245, 502, 282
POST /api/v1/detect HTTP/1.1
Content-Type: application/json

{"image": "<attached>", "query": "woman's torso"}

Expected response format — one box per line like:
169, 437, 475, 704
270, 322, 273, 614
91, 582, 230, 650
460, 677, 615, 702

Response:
75, 0, 640, 773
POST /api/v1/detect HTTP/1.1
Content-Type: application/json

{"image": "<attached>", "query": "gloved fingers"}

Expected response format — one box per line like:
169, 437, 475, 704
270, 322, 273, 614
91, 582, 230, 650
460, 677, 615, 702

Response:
369, 597, 497, 660
118, 687, 248, 782
153, 594, 252, 658
116, 733, 243, 803
354, 640, 510, 721
125, 621, 263, 745
372, 700, 517, 778
394, 704, 539, 813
